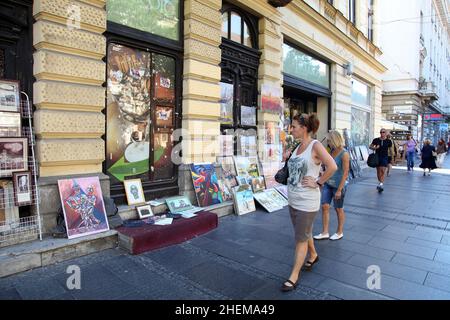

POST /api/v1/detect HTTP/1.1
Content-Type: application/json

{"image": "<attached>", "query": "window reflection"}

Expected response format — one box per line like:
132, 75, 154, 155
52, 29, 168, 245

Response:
222, 12, 229, 38
230, 12, 241, 44
243, 22, 252, 47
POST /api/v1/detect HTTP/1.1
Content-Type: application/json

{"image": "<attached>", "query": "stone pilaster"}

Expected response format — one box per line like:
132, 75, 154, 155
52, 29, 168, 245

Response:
33, 0, 106, 177
258, 15, 283, 161
182, 0, 222, 165
32, 0, 107, 234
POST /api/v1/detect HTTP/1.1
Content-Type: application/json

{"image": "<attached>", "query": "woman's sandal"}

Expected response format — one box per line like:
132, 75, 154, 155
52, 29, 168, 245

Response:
281, 279, 298, 292
302, 255, 319, 271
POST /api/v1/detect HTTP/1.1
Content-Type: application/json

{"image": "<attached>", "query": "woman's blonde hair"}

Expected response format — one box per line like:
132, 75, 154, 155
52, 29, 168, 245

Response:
327, 130, 345, 149
424, 138, 431, 145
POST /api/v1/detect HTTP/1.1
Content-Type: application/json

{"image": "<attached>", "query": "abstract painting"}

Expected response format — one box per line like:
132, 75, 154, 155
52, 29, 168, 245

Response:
58, 177, 109, 239
190, 163, 223, 207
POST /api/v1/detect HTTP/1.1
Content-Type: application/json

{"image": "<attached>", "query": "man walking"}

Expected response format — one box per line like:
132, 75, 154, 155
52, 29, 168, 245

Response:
370, 129, 392, 192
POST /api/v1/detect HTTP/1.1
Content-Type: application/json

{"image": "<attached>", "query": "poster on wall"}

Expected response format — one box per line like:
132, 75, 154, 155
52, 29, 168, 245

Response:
219, 82, 233, 125
241, 106, 256, 126
154, 131, 173, 180
57, 177, 110, 240
155, 106, 174, 127
190, 163, 223, 207
351, 107, 371, 147
261, 84, 282, 115
106, 43, 152, 183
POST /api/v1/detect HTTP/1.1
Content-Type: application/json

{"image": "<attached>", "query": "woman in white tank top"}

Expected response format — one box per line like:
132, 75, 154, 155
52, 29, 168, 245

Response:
281, 113, 337, 292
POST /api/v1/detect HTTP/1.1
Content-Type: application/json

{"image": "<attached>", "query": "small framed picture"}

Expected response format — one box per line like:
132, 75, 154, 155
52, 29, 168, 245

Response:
123, 179, 146, 206
13, 171, 32, 206
155, 106, 174, 127
0, 111, 21, 137
136, 204, 154, 219
0, 80, 20, 112
0, 137, 28, 176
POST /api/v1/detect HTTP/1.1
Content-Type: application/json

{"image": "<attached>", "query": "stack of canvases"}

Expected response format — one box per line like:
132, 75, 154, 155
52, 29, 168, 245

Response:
190, 156, 289, 215
0, 79, 34, 236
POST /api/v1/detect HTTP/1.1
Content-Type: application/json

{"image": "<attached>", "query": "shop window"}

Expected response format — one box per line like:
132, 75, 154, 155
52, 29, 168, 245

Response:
351, 78, 371, 107
107, 0, 180, 41
106, 43, 176, 187
282, 43, 330, 89
350, 78, 372, 147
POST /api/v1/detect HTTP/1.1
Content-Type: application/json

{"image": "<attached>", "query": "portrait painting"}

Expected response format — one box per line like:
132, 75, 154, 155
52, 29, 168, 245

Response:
123, 179, 146, 205
13, 171, 32, 206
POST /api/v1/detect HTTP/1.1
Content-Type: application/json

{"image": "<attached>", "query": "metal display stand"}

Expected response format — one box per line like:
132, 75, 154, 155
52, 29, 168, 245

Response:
0, 91, 42, 247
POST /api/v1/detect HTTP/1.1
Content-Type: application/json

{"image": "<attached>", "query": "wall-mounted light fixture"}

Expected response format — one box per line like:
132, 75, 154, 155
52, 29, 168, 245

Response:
343, 62, 354, 76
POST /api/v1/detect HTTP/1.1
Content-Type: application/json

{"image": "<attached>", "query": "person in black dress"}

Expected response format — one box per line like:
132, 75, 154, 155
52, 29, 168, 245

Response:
419, 139, 437, 176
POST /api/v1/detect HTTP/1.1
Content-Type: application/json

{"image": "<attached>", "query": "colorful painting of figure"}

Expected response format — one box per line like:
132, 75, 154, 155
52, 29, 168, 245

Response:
190, 163, 223, 207
58, 177, 109, 239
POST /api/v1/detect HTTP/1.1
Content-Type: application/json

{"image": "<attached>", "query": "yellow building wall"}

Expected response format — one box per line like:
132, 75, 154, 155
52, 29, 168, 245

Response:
33, 0, 106, 177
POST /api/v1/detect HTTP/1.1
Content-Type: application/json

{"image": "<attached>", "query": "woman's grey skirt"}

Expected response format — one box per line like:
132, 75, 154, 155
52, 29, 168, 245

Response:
288, 206, 319, 242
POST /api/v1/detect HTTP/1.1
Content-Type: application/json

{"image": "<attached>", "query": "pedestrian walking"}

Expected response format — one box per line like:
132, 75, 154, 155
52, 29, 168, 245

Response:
314, 130, 349, 241
436, 138, 447, 168
419, 139, 437, 176
369, 128, 392, 192
404, 134, 417, 172
281, 113, 337, 292
386, 132, 397, 177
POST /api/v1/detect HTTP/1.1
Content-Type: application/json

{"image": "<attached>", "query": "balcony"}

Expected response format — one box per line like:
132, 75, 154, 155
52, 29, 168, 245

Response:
419, 80, 439, 102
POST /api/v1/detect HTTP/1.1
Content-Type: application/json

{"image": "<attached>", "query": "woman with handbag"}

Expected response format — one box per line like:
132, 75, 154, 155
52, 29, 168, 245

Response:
419, 139, 437, 176
281, 113, 337, 292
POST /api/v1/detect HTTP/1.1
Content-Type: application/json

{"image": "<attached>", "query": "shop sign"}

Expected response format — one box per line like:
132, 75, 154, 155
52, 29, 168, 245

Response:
440, 123, 449, 131
393, 105, 413, 114
423, 113, 444, 121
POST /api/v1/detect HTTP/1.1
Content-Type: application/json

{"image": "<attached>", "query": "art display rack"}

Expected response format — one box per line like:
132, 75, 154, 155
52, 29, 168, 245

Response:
0, 92, 42, 248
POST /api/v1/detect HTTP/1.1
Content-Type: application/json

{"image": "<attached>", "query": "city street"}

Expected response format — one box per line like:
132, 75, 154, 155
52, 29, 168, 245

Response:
1, 156, 450, 300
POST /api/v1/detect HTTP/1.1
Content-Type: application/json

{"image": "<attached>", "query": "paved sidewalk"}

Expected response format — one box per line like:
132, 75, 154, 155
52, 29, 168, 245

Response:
1, 156, 450, 300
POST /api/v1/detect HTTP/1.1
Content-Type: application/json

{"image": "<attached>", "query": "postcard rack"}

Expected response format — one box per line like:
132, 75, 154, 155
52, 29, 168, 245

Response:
0, 92, 42, 247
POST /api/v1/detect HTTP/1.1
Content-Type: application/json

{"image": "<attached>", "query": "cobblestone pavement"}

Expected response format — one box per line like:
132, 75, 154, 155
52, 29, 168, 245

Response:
1, 155, 450, 300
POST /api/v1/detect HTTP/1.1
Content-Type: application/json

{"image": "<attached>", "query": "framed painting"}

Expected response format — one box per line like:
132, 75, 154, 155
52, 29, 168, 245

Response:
219, 82, 233, 125
0, 80, 20, 112
166, 195, 194, 213
123, 179, 146, 205
190, 163, 223, 207
261, 84, 282, 115
136, 204, 154, 219
216, 156, 237, 188
253, 192, 283, 213
155, 106, 174, 127
250, 176, 266, 193
232, 184, 255, 216
218, 179, 233, 202
240, 106, 256, 126
0, 111, 21, 137
0, 137, 28, 176
57, 177, 110, 239
264, 188, 289, 207
12, 171, 32, 206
